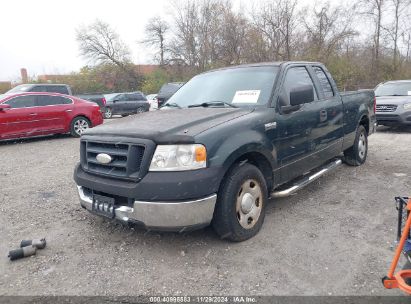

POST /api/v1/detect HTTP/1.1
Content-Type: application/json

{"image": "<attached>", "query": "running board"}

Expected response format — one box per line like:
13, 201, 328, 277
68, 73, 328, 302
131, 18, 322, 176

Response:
270, 158, 343, 198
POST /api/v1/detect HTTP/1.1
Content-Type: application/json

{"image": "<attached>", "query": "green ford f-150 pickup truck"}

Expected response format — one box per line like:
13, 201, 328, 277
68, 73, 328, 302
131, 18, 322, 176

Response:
74, 61, 376, 241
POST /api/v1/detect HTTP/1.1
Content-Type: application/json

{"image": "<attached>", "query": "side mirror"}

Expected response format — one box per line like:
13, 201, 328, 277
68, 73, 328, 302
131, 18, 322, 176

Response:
0, 104, 11, 111
290, 85, 314, 106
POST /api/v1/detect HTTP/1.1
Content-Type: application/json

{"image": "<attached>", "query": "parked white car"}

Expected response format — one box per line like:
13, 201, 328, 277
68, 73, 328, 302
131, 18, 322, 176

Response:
146, 94, 158, 110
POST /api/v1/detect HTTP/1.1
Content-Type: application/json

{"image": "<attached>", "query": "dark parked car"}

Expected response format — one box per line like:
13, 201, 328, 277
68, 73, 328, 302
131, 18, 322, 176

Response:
103, 92, 150, 119
74, 61, 376, 241
375, 80, 411, 126
5, 84, 72, 95
156, 82, 184, 107
0, 92, 103, 140
76, 94, 106, 109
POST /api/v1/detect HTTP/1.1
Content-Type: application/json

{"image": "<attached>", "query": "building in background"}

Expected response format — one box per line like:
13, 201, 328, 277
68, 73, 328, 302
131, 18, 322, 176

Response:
0, 81, 12, 93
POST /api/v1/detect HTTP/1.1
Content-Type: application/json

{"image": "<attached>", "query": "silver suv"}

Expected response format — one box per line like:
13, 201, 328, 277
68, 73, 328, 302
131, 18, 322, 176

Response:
375, 80, 411, 126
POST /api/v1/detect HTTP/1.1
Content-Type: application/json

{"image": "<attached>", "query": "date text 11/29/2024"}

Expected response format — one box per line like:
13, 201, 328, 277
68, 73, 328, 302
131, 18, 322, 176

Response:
149, 296, 257, 303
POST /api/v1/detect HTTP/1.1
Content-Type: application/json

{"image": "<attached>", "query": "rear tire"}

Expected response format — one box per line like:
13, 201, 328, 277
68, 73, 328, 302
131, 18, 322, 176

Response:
344, 125, 368, 166
104, 107, 112, 119
70, 116, 90, 137
136, 107, 145, 114
212, 163, 267, 242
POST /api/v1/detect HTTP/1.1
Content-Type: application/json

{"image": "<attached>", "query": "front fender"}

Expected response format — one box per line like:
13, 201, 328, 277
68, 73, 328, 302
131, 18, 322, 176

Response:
207, 129, 276, 172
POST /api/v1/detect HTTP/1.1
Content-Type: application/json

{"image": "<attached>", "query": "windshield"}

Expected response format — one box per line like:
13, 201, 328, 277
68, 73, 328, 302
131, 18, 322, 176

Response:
165, 66, 279, 108
375, 82, 411, 96
6, 84, 33, 94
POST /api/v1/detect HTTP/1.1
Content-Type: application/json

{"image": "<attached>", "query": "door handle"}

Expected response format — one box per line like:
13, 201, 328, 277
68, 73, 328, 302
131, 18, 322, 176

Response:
29, 113, 37, 116
66, 109, 73, 112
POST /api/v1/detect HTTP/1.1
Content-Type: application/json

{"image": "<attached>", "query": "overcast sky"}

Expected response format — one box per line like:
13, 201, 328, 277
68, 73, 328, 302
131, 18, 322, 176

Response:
0, 0, 171, 81
0, 0, 357, 81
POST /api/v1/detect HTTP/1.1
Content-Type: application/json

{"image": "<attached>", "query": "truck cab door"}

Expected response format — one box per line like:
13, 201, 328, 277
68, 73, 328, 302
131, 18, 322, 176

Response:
308, 66, 344, 164
273, 66, 320, 184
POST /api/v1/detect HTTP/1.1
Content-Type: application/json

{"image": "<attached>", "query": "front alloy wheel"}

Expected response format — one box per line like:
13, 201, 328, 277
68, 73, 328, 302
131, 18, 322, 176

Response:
71, 117, 90, 137
104, 108, 112, 119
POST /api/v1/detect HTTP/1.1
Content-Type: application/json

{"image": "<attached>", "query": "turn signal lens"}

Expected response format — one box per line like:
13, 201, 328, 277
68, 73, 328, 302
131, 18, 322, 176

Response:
195, 146, 207, 162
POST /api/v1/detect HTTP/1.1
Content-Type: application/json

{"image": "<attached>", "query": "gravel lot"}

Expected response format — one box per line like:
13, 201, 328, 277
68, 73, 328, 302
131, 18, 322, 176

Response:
1, 124, 410, 296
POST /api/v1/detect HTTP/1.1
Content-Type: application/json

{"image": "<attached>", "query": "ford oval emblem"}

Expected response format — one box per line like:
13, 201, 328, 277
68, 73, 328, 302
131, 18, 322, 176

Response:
96, 153, 112, 164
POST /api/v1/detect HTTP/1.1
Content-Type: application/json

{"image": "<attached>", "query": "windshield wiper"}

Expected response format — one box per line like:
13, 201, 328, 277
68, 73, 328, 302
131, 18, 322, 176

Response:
162, 102, 182, 109
188, 101, 238, 108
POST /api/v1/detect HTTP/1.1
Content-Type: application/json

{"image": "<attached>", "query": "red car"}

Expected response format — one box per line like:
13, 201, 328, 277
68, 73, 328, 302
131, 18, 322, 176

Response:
0, 92, 103, 140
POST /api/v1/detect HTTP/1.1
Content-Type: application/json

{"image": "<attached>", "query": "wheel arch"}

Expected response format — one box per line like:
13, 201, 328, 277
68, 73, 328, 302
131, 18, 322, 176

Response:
359, 114, 370, 135
72, 114, 92, 126
221, 149, 275, 194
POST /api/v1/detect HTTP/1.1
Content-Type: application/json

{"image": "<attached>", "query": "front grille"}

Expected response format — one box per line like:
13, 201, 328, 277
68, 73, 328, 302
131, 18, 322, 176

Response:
81, 140, 145, 180
376, 104, 397, 112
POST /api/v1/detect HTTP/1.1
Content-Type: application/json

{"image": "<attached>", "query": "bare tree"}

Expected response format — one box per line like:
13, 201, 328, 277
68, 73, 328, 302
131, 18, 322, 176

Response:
403, 30, 411, 62
143, 17, 169, 65
389, 0, 411, 70
252, 0, 299, 61
76, 20, 131, 68
76, 20, 142, 90
303, 4, 357, 62
169, 1, 199, 67
361, 0, 385, 75
219, 6, 249, 65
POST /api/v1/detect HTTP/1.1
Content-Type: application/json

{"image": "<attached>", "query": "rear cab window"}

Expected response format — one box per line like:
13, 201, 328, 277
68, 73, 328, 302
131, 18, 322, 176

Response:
313, 67, 334, 98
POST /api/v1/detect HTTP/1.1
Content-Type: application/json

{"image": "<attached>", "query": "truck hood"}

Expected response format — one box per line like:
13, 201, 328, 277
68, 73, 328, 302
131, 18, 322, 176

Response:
84, 107, 253, 143
376, 96, 411, 105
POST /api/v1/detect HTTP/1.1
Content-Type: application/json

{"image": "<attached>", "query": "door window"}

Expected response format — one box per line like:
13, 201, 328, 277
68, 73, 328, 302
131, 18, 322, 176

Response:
279, 67, 317, 106
128, 93, 145, 101
116, 94, 127, 101
4, 95, 37, 108
37, 95, 72, 106
47, 86, 69, 95
31, 86, 48, 92
313, 67, 334, 98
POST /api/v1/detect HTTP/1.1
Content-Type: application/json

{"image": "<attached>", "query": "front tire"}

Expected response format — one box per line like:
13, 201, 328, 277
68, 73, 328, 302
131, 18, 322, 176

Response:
212, 163, 267, 242
136, 107, 145, 114
344, 125, 368, 166
104, 107, 112, 119
70, 116, 90, 137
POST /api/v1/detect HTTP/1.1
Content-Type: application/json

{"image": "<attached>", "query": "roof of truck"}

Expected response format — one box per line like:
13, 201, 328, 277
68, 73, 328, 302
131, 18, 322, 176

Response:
202, 61, 323, 74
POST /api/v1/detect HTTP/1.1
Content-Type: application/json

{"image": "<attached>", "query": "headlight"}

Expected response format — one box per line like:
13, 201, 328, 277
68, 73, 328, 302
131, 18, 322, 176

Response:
149, 144, 207, 171
404, 103, 411, 110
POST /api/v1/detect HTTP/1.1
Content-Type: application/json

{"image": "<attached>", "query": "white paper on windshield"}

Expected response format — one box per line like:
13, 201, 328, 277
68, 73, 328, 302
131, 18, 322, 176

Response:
232, 90, 261, 104
408, 91, 411, 95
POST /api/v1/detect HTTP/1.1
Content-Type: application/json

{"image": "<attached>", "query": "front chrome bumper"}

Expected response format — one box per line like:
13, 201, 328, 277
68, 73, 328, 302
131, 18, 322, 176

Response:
77, 186, 217, 231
